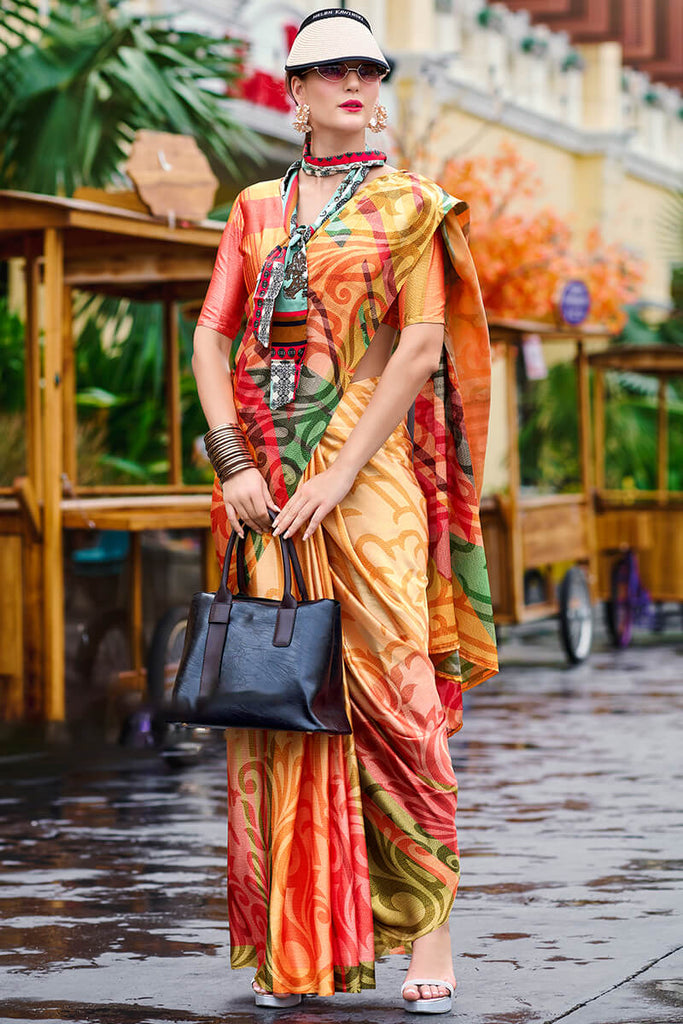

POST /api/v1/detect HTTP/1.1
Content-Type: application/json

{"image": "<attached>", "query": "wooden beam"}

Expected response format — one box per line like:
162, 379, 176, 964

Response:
42, 227, 66, 723
0, 535, 24, 720
657, 377, 668, 497
589, 345, 683, 375
65, 253, 216, 286
70, 282, 209, 303
505, 342, 524, 620
60, 493, 211, 531
506, 343, 521, 502
22, 523, 44, 721
62, 285, 77, 485
128, 532, 144, 674
576, 341, 593, 494
13, 476, 42, 540
164, 296, 183, 486
489, 315, 610, 339
69, 209, 222, 246
63, 508, 211, 530
23, 238, 43, 500
72, 484, 211, 496
0, 192, 223, 246
594, 369, 605, 490
576, 341, 598, 601
0, 207, 69, 231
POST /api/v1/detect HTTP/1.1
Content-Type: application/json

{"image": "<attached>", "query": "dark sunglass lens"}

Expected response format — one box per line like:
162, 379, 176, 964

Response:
357, 63, 383, 81
319, 63, 347, 81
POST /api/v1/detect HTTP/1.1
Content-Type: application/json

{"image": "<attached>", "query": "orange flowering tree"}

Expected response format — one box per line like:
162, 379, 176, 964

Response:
438, 141, 645, 330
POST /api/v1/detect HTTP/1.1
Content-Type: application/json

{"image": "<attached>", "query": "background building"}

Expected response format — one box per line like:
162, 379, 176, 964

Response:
133, 0, 681, 491
132, 1, 681, 306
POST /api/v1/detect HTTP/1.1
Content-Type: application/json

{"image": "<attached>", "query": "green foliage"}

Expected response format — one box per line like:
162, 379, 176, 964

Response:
0, 299, 27, 484
602, 381, 658, 490
519, 362, 580, 493
0, 298, 25, 413
0, 0, 256, 194
73, 294, 212, 486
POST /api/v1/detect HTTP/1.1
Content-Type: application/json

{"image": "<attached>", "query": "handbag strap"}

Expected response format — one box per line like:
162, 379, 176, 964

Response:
199, 517, 308, 697
236, 514, 309, 602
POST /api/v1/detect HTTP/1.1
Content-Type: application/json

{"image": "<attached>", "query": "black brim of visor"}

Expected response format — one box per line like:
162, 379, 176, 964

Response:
285, 56, 391, 74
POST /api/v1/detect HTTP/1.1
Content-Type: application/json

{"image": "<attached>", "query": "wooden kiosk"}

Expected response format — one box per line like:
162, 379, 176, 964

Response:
481, 317, 611, 661
0, 189, 224, 726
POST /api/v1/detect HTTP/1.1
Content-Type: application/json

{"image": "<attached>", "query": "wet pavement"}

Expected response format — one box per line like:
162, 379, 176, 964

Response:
0, 623, 682, 1023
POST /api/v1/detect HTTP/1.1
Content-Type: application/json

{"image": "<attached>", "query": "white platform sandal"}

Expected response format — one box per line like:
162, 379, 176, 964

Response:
252, 981, 302, 1009
401, 978, 455, 1014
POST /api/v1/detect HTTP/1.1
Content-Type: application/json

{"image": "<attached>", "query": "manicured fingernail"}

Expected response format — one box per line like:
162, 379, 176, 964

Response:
283, 530, 291, 539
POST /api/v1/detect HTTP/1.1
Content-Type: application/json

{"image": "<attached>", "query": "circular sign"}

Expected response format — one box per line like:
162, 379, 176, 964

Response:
558, 279, 591, 325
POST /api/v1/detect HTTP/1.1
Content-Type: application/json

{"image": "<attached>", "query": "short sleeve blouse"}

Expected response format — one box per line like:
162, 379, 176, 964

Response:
197, 197, 247, 339
383, 229, 446, 331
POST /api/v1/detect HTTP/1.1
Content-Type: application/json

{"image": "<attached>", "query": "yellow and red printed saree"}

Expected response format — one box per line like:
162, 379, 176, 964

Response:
197, 170, 498, 995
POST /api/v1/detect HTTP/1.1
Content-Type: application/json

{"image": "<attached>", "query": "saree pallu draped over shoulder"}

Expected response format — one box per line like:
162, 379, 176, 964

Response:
198, 170, 498, 995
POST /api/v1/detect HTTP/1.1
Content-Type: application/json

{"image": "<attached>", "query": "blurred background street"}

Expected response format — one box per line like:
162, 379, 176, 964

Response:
0, 624, 681, 1024
1, 0, 681, 737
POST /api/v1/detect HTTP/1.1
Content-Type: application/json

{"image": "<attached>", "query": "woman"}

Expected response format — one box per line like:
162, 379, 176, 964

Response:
192, 7, 497, 1014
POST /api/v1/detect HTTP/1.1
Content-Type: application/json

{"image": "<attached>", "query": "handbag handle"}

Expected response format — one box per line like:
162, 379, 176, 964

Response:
235, 512, 309, 602
199, 515, 309, 698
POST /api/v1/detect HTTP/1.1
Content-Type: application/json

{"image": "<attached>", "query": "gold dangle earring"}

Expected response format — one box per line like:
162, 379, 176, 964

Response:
368, 101, 388, 133
293, 103, 311, 133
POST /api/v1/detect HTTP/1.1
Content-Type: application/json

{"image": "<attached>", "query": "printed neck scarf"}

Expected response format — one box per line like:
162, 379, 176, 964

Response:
247, 140, 387, 409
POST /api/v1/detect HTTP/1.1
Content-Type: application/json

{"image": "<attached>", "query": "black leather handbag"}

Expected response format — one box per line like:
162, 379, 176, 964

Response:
165, 522, 351, 734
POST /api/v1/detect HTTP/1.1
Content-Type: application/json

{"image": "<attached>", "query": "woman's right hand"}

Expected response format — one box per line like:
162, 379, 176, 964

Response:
222, 468, 279, 537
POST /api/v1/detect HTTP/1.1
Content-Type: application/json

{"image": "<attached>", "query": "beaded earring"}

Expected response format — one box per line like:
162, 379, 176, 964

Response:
293, 103, 311, 133
368, 102, 388, 133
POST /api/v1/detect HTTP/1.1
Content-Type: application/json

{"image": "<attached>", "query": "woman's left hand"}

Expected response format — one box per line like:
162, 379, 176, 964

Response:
272, 465, 355, 541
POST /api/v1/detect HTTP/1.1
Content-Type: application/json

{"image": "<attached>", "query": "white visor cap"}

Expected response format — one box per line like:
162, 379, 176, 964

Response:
285, 8, 390, 75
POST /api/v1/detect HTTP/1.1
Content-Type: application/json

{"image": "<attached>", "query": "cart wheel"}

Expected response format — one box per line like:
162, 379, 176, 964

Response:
559, 567, 593, 664
147, 605, 189, 706
606, 554, 634, 648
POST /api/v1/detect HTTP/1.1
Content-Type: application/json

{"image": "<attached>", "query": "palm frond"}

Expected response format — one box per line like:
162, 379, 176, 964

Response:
0, 0, 258, 194
0, 1, 42, 57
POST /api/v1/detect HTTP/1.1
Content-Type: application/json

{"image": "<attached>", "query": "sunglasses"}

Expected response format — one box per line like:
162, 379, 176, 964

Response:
310, 62, 387, 83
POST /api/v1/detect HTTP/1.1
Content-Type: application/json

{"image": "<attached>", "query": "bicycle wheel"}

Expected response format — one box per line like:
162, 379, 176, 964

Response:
606, 553, 634, 648
147, 605, 189, 706
559, 566, 593, 664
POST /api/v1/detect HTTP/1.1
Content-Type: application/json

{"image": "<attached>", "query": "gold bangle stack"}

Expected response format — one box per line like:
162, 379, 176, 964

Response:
204, 422, 255, 483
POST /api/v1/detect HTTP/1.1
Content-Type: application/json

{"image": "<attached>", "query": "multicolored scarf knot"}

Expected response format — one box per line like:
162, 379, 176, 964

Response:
246, 141, 386, 409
